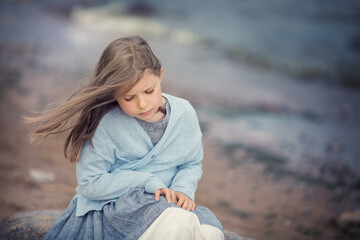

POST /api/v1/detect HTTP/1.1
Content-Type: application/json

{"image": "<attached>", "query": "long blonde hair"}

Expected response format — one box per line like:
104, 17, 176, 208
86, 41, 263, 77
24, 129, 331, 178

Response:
26, 36, 162, 162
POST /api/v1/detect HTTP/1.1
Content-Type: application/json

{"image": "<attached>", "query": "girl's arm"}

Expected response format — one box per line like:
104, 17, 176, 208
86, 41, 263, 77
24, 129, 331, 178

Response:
76, 149, 166, 201
169, 100, 204, 201
169, 140, 203, 201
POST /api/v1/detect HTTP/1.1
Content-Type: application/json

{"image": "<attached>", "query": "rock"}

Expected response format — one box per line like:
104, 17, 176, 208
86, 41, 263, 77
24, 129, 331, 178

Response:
0, 211, 251, 240
0, 210, 61, 240
338, 209, 360, 227
337, 209, 360, 236
224, 230, 254, 240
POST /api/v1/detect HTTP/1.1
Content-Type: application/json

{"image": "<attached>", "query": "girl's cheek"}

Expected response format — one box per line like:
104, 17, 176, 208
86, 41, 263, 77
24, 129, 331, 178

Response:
127, 104, 136, 114
119, 102, 134, 116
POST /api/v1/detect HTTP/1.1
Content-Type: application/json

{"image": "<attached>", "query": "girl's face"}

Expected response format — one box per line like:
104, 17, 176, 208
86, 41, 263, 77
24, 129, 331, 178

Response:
115, 68, 164, 123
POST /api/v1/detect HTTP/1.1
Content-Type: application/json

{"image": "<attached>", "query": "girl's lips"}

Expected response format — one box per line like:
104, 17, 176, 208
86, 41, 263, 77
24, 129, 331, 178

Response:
139, 109, 153, 116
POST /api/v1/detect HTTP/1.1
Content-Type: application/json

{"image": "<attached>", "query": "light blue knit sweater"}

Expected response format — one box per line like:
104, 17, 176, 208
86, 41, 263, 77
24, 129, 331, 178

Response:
75, 93, 203, 216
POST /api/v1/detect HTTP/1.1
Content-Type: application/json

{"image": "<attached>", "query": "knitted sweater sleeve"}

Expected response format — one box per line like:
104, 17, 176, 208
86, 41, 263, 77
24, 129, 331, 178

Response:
169, 103, 203, 200
169, 141, 203, 200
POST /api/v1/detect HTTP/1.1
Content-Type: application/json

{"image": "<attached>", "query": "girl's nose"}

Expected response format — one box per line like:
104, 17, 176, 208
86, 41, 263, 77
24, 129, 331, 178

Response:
137, 96, 147, 109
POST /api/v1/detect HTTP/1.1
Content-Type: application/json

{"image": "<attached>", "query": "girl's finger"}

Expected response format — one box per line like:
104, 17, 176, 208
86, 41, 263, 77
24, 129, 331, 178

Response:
187, 201, 194, 211
171, 190, 177, 203
182, 199, 190, 210
177, 196, 185, 207
191, 202, 196, 211
155, 190, 160, 200
165, 189, 172, 203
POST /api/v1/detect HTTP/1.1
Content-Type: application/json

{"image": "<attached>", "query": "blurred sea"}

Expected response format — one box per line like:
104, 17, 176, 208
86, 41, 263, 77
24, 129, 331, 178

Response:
2, 0, 360, 84
74, 0, 360, 86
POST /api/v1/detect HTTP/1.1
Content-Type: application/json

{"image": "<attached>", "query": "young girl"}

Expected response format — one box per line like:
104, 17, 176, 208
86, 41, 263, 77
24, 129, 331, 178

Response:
27, 36, 224, 240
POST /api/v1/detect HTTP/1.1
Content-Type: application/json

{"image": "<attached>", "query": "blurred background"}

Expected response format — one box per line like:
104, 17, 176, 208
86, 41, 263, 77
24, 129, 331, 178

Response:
0, 0, 359, 239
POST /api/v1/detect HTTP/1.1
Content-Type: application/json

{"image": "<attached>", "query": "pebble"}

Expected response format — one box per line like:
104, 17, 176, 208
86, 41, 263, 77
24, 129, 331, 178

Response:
28, 169, 55, 183
302, 208, 311, 215
337, 209, 360, 227
284, 219, 293, 226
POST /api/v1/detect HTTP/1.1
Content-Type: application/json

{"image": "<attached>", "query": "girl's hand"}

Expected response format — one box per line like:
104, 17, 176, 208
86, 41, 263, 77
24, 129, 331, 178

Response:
155, 188, 177, 203
175, 191, 195, 211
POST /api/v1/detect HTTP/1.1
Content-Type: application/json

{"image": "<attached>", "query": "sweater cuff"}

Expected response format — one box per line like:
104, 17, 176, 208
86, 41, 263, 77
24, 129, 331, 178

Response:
144, 177, 167, 194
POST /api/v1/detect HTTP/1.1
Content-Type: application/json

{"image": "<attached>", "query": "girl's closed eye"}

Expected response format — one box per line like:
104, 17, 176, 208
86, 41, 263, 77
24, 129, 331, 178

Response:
124, 89, 153, 101
145, 89, 154, 94
124, 96, 134, 102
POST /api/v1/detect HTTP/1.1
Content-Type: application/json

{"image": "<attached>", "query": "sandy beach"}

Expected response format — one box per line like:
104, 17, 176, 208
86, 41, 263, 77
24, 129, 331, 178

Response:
1, 1, 360, 239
